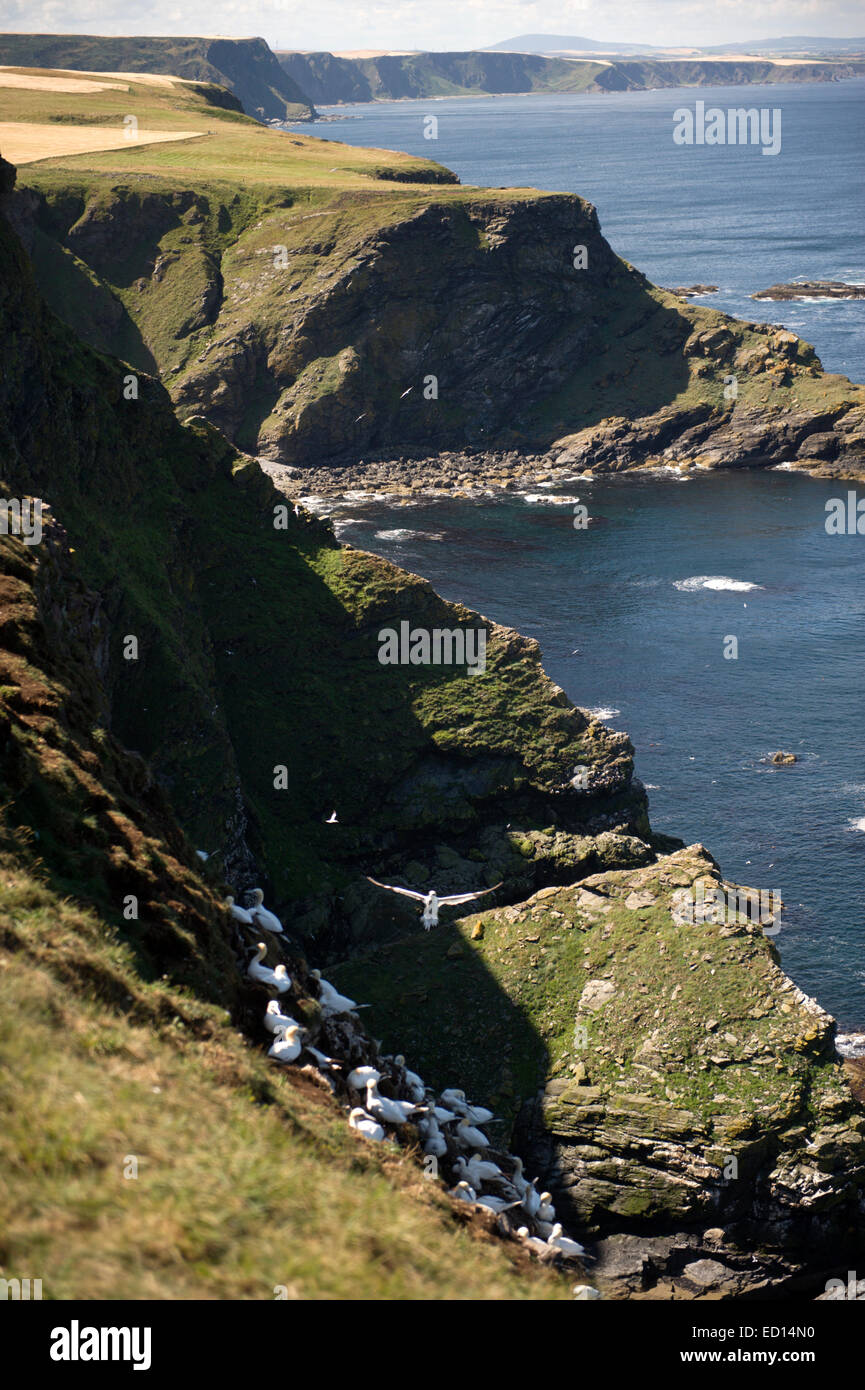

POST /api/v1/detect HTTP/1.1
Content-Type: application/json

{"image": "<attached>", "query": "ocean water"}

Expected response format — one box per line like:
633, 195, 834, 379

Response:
315, 470, 865, 1028
301, 81, 865, 383
287, 83, 865, 1025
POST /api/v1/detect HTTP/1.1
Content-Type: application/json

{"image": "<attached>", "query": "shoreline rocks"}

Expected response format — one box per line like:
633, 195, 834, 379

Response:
752, 281, 865, 301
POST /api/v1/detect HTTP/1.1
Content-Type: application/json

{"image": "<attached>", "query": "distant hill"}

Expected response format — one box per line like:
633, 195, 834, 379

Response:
0, 34, 315, 120
705, 36, 865, 54
485, 33, 662, 54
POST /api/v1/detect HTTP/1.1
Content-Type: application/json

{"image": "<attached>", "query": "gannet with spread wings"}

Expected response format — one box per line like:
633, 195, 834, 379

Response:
366, 877, 503, 930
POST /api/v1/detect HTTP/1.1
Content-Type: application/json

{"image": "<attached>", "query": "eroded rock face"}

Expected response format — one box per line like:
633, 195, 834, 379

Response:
512, 847, 865, 1283
334, 843, 864, 1292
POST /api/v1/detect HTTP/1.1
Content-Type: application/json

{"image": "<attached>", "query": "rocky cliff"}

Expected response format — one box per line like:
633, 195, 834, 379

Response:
333, 846, 865, 1296
0, 34, 315, 121
17, 169, 865, 482
277, 48, 865, 104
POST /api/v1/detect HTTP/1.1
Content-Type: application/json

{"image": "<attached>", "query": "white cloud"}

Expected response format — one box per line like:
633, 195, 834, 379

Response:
0, 0, 862, 52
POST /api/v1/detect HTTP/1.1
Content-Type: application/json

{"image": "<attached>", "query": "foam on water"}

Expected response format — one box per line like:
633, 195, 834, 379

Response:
674, 575, 764, 592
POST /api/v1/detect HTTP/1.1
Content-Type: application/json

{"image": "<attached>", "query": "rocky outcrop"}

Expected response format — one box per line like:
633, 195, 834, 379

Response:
334, 844, 865, 1294
22, 172, 865, 482
753, 280, 865, 300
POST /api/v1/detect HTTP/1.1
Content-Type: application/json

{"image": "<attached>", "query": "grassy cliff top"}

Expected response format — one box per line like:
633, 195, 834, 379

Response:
0, 68, 467, 191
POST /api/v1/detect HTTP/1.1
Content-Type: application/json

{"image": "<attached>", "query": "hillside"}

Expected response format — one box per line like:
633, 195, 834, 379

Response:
0, 152, 590, 1299
278, 46, 865, 104
0, 33, 316, 121
2, 68, 864, 1299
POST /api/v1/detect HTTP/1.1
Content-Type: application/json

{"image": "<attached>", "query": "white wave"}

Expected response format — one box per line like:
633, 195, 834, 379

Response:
771, 462, 796, 471
297, 494, 334, 515
848, 817, 865, 833
332, 517, 367, 537
521, 493, 584, 505
374, 528, 444, 541
644, 783, 660, 790
587, 706, 621, 721
674, 575, 764, 593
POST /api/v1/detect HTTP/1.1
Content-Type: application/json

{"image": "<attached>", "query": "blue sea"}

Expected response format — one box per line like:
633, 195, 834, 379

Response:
301, 81, 865, 382
290, 84, 865, 1027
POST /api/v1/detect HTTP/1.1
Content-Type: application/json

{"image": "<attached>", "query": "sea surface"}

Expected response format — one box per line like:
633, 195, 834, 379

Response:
288, 84, 865, 1026
311, 469, 865, 1028
296, 81, 865, 382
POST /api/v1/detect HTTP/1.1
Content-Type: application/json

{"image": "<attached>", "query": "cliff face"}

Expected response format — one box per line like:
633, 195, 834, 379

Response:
333, 846, 865, 1295
1, 161, 650, 961
277, 48, 865, 104
0, 34, 316, 121
19, 172, 865, 479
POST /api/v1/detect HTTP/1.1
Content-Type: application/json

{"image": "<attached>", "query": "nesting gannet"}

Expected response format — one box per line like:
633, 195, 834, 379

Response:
248, 888, 284, 935
364, 1078, 424, 1127
449, 1180, 477, 1203
264, 1000, 297, 1035
455, 1154, 504, 1186
366, 878, 503, 930
517, 1227, 553, 1258
521, 1178, 541, 1218
393, 1055, 425, 1103
310, 970, 367, 1017
306, 1044, 341, 1072
438, 1089, 494, 1125
428, 1101, 460, 1124
538, 1192, 556, 1223
349, 1108, 385, 1142
267, 1025, 303, 1063
225, 895, 254, 925
573, 1285, 601, 1301
422, 1124, 448, 1159
247, 943, 291, 993
347, 1065, 382, 1090
475, 1194, 522, 1214
455, 1117, 490, 1149
547, 1224, 586, 1259
510, 1157, 530, 1198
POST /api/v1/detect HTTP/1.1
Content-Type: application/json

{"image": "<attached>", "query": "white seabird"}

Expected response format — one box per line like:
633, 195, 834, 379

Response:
225, 895, 254, 925
393, 1054, 425, 1102
263, 1000, 297, 1035
248, 888, 284, 935
247, 942, 291, 994
325, 811, 338, 824
310, 969, 367, 1016
449, 1180, 477, 1203
364, 1078, 425, 1127
455, 1117, 490, 1150
349, 1107, 385, 1142
267, 1025, 303, 1063
347, 1065, 382, 1090
366, 878, 503, 930
546, 1224, 586, 1259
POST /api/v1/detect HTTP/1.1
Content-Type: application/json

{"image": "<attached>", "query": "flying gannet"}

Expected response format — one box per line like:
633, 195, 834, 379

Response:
365, 878, 503, 930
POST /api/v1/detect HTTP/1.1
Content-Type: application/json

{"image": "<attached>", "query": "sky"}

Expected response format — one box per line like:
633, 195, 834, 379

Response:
1, 0, 863, 53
